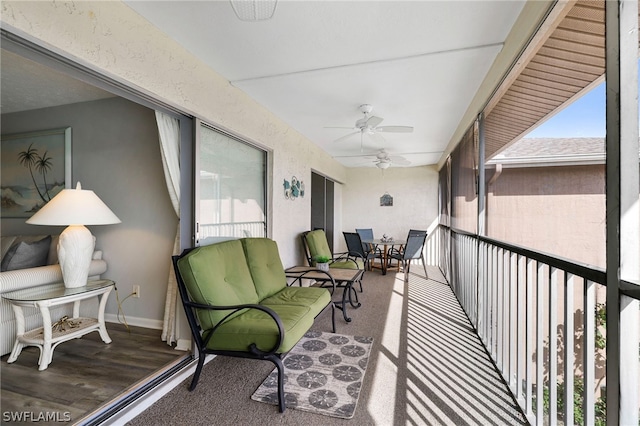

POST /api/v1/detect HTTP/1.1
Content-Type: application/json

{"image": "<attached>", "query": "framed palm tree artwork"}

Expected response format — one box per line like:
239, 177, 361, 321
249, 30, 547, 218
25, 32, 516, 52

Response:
1, 127, 71, 218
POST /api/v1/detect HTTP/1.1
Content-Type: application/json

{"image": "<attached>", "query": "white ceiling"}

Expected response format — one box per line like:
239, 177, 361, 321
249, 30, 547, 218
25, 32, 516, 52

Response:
0, 50, 116, 115
2, 1, 527, 169
123, 0, 525, 168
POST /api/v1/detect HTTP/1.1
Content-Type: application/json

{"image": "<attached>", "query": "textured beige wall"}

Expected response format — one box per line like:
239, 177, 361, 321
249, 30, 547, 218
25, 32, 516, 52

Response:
1, 0, 347, 268
341, 166, 439, 253
487, 165, 606, 269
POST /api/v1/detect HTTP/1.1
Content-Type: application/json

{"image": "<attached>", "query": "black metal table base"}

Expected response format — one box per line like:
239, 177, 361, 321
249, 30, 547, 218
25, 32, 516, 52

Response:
321, 280, 361, 322
285, 267, 364, 323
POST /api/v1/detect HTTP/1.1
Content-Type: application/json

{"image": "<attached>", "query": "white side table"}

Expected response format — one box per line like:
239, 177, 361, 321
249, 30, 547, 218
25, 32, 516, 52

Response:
2, 279, 114, 370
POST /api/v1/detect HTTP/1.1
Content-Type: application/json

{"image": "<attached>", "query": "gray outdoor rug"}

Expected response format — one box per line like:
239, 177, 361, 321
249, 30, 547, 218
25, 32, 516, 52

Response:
251, 331, 374, 419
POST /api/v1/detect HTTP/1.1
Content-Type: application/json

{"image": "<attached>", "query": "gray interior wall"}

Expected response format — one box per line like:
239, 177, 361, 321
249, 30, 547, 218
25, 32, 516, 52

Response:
1, 97, 177, 325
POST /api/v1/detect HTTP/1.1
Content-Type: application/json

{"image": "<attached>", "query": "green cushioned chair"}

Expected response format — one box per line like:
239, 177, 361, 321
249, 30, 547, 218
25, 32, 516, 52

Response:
302, 229, 364, 270
173, 237, 335, 413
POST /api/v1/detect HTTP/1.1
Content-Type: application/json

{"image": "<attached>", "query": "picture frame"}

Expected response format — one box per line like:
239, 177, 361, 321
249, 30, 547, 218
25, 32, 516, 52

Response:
1, 127, 72, 218
380, 193, 393, 207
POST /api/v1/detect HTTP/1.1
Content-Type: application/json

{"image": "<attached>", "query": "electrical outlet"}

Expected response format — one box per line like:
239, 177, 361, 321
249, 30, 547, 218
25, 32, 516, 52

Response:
133, 285, 140, 298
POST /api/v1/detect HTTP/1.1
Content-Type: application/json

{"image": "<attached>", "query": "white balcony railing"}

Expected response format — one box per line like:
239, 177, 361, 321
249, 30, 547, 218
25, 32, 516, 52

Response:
432, 225, 637, 426
199, 221, 266, 242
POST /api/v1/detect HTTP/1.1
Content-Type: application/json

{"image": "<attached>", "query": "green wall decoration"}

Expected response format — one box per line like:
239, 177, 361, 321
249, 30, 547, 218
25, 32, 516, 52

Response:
283, 176, 305, 200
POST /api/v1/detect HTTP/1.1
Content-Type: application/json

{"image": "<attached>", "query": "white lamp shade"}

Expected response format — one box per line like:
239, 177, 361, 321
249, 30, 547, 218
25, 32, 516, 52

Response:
26, 182, 120, 288
26, 182, 120, 226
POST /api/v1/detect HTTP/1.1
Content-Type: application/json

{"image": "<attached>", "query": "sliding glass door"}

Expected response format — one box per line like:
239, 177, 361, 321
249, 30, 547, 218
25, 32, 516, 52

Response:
310, 171, 335, 251
196, 122, 267, 245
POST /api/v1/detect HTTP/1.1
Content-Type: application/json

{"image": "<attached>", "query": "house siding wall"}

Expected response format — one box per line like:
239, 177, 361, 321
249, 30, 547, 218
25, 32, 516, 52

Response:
486, 164, 606, 269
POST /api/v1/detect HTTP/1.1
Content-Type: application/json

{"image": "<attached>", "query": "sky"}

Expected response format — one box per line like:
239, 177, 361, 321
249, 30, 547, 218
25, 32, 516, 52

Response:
526, 59, 640, 139
525, 82, 606, 138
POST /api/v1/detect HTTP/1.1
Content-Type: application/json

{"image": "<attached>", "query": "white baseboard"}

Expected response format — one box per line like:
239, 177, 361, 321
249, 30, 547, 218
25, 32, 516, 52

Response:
105, 313, 163, 330
104, 315, 192, 351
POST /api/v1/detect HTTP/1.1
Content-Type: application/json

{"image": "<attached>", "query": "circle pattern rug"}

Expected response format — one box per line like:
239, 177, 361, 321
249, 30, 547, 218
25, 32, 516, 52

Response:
251, 331, 374, 419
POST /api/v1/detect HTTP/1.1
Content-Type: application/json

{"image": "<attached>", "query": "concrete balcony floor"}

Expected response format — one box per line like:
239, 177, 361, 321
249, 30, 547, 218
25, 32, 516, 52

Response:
129, 264, 527, 425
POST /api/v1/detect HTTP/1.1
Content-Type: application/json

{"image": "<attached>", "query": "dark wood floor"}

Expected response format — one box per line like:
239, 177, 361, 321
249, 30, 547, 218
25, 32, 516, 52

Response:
1, 323, 188, 425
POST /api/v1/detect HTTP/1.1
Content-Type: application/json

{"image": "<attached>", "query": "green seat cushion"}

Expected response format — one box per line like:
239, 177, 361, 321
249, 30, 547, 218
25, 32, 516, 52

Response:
177, 240, 259, 330
330, 259, 363, 270
305, 230, 332, 263
241, 238, 287, 300
204, 304, 313, 353
261, 286, 331, 318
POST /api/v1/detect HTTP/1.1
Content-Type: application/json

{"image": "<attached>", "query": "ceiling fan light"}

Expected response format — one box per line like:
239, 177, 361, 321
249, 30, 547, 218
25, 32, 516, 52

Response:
376, 161, 391, 169
230, 0, 277, 21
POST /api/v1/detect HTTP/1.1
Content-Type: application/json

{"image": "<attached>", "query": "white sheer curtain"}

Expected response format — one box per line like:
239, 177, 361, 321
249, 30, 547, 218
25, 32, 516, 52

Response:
155, 111, 181, 347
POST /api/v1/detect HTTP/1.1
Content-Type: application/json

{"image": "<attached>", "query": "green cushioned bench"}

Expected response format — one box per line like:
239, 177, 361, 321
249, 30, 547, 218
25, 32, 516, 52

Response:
172, 237, 335, 413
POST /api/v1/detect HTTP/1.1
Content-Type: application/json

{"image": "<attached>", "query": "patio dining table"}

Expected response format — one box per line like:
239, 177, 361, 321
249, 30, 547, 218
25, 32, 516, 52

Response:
362, 238, 406, 275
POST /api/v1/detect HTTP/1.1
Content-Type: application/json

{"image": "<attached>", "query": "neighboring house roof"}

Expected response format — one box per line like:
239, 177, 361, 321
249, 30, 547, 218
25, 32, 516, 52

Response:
488, 137, 607, 167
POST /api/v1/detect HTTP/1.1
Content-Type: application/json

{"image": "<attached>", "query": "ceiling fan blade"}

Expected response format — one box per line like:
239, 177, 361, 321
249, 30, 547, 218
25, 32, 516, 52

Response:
391, 157, 411, 166
374, 158, 392, 168
365, 115, 384, 128
333, 151, 379, 158
333, 131, 360, 143
388, 154, 406, 161
324, 126, 356, 129
376, 125, 414, 133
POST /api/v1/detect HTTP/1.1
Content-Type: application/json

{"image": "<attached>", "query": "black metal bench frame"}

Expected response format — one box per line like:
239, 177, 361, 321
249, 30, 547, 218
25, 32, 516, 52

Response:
171, 249, 335, 413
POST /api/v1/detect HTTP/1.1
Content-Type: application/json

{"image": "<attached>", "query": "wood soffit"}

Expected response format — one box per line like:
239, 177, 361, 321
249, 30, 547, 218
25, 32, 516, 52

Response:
484, 0, 639, 160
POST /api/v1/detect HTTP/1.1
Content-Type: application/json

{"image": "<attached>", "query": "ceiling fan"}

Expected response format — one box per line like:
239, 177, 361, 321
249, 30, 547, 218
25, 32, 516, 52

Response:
369, 149, 411, 169
336, 149, 412, 169
326, 104, 414, 149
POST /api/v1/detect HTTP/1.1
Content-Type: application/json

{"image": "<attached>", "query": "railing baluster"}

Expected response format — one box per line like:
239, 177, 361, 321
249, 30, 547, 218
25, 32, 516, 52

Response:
477, 242, 487, 341
505, 250, 512, 383
511, 252, 518, 390
492, 245, 498, 359
536, 261, 544, 426
484, 242, 489, 342
486, 243, 490, 345
466, 235, 470, 315
549, 267, 558, 425
466, 235, 470, 314
471, 235, 475, 318
525, 258, 534, 418
583, 279, 595, 426
563, 272, 574, 426
516, 254, 525, 403
497, 247, 504, 373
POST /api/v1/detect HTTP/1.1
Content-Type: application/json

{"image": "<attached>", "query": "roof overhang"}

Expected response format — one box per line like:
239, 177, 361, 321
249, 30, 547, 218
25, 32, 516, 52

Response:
484, 1, 612, 160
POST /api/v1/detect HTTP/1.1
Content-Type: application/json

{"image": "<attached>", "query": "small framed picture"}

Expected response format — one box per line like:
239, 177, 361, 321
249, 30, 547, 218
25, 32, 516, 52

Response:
380, 193, 393, 207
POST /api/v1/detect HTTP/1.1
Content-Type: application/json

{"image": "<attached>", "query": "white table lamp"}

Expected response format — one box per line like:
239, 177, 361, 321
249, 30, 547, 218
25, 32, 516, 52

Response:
26, 182, 121, 288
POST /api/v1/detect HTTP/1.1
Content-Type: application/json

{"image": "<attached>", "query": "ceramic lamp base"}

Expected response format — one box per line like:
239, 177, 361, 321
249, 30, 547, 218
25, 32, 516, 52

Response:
58, 225, 96, 288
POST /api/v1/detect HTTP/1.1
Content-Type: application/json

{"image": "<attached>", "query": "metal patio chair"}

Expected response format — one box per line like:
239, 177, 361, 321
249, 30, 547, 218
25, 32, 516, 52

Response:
387, 230, 428, 282
355, 228, 384, 270
343, 231, 381, 273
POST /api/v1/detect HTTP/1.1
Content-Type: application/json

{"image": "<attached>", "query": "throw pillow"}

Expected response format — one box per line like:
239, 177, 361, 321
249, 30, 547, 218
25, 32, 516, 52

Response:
0, 235, 52, 272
